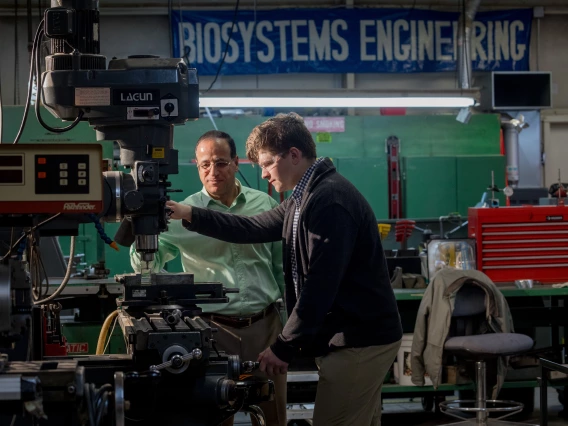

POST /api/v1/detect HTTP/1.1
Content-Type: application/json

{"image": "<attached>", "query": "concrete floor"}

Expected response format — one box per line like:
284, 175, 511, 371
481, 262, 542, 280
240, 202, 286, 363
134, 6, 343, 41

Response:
379, 387, 568, 425
237, 387, 568, 425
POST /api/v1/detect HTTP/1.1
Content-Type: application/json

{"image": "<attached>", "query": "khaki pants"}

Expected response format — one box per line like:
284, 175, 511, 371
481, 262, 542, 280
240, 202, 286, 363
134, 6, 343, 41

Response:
206, 307, 287, 426
313, 339, 401, 426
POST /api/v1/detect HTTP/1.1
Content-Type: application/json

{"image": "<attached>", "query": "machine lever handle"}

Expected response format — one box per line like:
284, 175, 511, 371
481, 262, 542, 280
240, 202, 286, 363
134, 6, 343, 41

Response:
149, 348, 203, 372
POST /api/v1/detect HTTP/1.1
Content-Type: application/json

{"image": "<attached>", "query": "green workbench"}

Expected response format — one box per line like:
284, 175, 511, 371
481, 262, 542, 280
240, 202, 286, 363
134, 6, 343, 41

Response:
394, 286, 568, 300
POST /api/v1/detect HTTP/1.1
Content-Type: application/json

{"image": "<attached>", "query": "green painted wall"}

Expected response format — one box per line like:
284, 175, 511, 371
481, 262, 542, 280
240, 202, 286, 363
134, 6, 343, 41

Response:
337, 157, 389, 219
403, 155, 506, 219
1, 106, 501, 159
167, 114, 501, 162
404, 156, 458, 218
2, 106, 503, 275
456, 155, 507, 214
1, 106, 114, 157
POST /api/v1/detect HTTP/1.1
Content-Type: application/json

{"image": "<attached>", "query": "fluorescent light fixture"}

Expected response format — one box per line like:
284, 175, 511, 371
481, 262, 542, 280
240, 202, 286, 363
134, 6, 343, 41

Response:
198, 89, 479, 109
200, 96, 476, 109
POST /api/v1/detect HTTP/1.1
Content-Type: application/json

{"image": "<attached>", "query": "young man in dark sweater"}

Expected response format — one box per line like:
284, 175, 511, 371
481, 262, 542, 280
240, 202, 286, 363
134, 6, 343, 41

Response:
166, 112, 402, 426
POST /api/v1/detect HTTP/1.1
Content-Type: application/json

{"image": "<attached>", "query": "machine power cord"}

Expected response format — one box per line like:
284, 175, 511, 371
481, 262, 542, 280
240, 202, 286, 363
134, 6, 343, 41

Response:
33, 235, 75, 305
202, 0, 240, 93
34, 28, 84, 133
12, 19, 44, 144
1, 213, 61, 262
13, 19, 84, 144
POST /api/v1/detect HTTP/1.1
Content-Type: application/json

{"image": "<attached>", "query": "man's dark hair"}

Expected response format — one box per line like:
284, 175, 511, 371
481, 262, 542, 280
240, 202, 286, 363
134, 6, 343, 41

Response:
195, 130, 237, 159
245, 113, 317, 163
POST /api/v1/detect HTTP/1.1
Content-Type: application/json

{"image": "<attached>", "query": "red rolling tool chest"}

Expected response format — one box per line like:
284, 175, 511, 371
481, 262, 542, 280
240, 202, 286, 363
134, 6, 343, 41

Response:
468, 205, 568, 283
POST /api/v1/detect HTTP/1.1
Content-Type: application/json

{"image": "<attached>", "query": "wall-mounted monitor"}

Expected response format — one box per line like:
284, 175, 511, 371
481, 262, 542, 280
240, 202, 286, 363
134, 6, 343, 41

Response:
478, 71, 552, 110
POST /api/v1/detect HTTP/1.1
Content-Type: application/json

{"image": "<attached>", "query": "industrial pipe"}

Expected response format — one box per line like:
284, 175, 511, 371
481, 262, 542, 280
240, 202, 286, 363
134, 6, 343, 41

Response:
457, 0, 482, 89
502, 122, 520, 188
501, 114, 529, 188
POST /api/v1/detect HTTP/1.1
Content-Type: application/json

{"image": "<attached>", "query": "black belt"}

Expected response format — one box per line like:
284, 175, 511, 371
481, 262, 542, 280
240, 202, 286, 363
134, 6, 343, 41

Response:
202, 304, 275, 328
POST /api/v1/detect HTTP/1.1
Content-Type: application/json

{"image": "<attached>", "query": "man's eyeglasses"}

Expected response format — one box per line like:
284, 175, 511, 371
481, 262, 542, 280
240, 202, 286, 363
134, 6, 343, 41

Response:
197, 160, 232, 172
258, 153, 287, 171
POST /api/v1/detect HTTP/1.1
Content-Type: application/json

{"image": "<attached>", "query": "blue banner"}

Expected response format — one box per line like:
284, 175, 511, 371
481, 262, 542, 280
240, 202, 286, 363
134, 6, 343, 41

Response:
171, 8, 532, 75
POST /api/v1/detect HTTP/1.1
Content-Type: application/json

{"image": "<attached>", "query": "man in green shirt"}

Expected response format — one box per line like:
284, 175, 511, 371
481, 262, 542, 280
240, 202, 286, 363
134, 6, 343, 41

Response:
130, 130, 286, 426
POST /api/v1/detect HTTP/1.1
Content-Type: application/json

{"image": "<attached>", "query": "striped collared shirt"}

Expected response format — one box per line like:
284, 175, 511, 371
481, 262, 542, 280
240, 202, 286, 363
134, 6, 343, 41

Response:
290, 158, 325, 296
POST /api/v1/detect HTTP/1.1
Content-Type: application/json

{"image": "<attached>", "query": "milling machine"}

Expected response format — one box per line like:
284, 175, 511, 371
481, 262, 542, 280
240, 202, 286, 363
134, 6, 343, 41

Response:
0, 1, 274, 425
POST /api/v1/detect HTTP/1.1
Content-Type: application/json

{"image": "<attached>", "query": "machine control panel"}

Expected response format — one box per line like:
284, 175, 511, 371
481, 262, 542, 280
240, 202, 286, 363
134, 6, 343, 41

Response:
0, 144, 103, 214
34, 154, 90, 194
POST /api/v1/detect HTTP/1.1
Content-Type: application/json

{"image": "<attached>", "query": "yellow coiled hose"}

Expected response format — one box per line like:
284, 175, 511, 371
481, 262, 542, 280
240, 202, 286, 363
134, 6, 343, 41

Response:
96, 310, 119, 355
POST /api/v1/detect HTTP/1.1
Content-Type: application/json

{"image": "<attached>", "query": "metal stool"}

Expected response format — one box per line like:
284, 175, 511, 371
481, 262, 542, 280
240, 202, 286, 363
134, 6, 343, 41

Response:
438, 283, 535, 425
439, 334, 535, 425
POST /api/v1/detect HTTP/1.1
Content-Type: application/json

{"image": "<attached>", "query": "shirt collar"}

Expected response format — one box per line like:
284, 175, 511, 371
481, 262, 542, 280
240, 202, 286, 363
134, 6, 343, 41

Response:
292, 157, 324, 205
201, 179, 246, 208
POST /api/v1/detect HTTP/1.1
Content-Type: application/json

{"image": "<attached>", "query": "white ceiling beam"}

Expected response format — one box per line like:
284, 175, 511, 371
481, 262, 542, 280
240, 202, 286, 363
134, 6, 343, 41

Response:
1, 0, 568, 14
